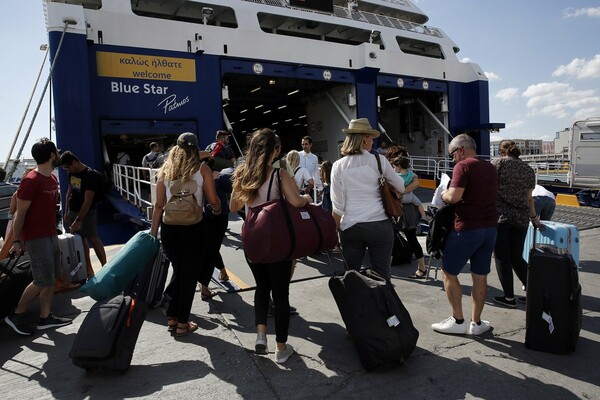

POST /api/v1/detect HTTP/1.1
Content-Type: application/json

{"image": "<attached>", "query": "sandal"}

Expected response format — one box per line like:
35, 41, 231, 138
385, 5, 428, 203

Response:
167, 318, 178, 332
409, 269, 427, 279
219, 269, 230, 282
175, 321, 198, 337
201, 289, 218, 302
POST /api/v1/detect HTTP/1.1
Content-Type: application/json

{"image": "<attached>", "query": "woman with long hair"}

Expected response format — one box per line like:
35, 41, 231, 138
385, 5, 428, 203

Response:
330, 118, 405, 281
150, 132, 221, 337
230, 128, 311, 364
491, 140, 542, 308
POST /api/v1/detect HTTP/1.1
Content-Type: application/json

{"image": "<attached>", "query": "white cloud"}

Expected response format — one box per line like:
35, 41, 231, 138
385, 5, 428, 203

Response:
485, 71, 501, 81
552, 55, 600, 79
496, 87, 519, 102
522, 81, 600, 119
506, 120, 525, 130
563, 7, 600, 18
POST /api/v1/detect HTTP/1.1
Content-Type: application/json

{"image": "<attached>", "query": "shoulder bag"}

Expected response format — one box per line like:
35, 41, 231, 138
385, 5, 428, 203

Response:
374, 153, 403, 219
242, 169, 337, 264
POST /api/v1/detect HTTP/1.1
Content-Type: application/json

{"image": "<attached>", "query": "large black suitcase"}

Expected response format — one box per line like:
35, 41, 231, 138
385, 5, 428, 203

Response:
0, 254, 32, 319
525, 247, 582, 354
328, 269, 419, 371
69, 249, 161, 372
69, 294, 147, 372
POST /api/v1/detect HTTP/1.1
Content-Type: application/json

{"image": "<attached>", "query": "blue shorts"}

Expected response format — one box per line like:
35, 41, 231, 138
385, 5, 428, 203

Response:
442, 226, 497, 276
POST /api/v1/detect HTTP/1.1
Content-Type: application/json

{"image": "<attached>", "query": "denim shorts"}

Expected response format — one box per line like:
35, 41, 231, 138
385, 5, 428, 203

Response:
24, 236, 62, 287
442, 226, 497, 276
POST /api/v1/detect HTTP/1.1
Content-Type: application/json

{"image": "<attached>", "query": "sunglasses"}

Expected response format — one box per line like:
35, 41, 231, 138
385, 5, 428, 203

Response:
449, 146, 462, 158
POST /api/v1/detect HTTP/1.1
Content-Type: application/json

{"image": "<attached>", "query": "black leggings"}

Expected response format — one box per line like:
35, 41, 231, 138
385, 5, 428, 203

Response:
162, 220, 207, 323
198, 212, 228, 285
403, 228, 424, 259
494, 223, 528, 298
248, 259, 292, 344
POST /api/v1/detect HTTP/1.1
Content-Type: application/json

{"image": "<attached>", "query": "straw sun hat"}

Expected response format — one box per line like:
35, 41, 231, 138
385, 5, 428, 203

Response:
342, 118, 380, 137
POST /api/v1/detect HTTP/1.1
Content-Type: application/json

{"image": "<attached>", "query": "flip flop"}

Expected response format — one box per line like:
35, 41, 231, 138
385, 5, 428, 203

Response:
201, 290, 218, 302
409, 270, 427, 279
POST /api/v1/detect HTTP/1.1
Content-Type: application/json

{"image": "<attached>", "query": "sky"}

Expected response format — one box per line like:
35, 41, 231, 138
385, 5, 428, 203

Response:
1, 1, 600, 164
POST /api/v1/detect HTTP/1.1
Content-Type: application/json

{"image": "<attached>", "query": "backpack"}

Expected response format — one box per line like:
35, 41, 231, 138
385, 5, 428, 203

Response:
162, 179, 203, 225
425, 203, 456, 259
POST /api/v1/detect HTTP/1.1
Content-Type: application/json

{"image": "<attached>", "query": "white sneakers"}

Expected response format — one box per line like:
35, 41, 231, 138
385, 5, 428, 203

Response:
469, 320, 491, 335
275, 344, 295, 364
431, 316, 492, 335
431, 316, 468, 334
255, 332, 295, 364
255, 332, 268, 354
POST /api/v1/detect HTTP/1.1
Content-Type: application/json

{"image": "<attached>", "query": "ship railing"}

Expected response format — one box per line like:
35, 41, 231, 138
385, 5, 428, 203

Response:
528, 161, 570, 184
520, 153, 569, 162
112, 164, 157, 219
243, 0, 442, 38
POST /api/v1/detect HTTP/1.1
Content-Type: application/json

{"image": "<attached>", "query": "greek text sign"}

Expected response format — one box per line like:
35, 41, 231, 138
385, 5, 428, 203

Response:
96, 52, 196, 82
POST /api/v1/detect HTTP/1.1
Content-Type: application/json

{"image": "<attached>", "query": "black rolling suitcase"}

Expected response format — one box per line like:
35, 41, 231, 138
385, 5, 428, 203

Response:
391, 231, 412, 265
525, 246, 582, 354
69, 247, 162, 372
69, 293, 147, 372
0, 254, 32, 319
329, 268, 419, 371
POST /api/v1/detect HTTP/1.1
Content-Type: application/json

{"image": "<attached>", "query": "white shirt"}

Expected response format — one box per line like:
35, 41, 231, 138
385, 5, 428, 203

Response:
331, 151, 405, 231
532, 184, 555, 200
300, 151, 321, 187
292, 166, 312, 190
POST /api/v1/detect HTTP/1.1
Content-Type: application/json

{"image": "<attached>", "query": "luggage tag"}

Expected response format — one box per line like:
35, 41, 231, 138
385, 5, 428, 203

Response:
387, 315, 400, 327
542, 311, 554, 334
299, 211, 311, 220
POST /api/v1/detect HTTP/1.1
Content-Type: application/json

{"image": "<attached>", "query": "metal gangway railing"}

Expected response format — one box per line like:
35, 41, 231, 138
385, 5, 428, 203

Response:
109, 154, 477, 222
112, 164, 158, 221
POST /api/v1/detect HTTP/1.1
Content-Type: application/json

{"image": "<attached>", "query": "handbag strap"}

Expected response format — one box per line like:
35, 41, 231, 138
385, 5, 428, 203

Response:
266, 168, 278, 202
273, 169, 298, 261
373, 153, 385, 186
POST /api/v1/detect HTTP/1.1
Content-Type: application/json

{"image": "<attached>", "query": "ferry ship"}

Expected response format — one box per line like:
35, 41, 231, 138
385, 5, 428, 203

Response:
43, 0, 503, 239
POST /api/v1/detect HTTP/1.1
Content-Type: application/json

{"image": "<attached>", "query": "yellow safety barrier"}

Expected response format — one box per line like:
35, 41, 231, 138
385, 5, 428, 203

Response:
555, 193, 580, 207
419, 179, 437, 189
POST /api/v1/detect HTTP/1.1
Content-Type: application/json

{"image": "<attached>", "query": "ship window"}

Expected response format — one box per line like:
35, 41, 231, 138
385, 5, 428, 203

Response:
580, 132, 600, 141
396, 37, 444, 59
130, 1, 238, 28
258, 13, 384, 48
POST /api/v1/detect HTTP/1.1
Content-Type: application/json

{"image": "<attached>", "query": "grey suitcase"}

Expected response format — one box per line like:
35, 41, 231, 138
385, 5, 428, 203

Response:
58, 233, 88, 283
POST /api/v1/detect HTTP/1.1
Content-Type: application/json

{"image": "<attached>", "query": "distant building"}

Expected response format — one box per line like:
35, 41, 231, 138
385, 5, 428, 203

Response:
541, 141, 555, 154
554, 128, 571, 156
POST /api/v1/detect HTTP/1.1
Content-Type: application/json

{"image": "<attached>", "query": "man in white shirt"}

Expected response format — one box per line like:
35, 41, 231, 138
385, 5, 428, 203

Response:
532, 184, 556, 221
300, 136, 320, 197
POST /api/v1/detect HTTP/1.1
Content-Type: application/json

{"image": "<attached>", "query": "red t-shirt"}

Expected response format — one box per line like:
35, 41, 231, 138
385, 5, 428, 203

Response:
16, 170, 59, 241
450, 157, 498, 231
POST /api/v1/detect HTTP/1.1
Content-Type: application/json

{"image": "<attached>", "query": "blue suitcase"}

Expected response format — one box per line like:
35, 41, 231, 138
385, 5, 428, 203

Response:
522, 221, 580, 267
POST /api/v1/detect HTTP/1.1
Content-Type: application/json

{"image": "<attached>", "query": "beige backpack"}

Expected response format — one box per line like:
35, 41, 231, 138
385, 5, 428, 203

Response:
162, 179, 202, 225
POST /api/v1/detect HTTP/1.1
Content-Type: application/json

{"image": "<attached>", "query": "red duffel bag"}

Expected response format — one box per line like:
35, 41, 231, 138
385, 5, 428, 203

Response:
242, 170, 337, 264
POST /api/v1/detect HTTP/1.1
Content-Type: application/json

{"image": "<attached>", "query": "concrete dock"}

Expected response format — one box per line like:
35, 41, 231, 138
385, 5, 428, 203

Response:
1, 213, 599, 400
